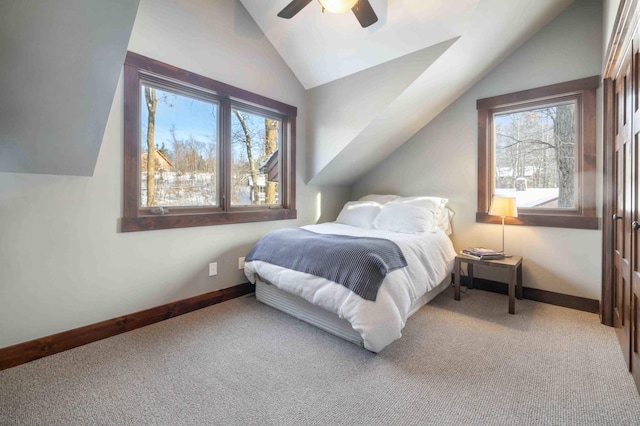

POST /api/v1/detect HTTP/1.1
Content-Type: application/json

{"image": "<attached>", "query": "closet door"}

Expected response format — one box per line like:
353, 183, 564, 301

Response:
631, 33, 640, 388
633, 133, 640, 386
614, 53, 633, 370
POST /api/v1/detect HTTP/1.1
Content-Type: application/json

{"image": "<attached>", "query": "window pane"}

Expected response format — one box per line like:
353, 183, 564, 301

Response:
230, 108, 281, 206
493, 101, 577, 209
140, 84, 218, 207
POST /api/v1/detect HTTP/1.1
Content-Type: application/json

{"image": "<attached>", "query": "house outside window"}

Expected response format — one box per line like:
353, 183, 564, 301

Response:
476, 77, 599, 229
122, 52, 297, 232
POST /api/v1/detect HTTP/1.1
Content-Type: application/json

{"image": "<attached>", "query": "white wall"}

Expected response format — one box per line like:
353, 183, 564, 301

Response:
0, 0, 349, 349
353, 0, 603, 300
0, 0, 138, 176
306, 39, 455, 182
603, 0, 622, 63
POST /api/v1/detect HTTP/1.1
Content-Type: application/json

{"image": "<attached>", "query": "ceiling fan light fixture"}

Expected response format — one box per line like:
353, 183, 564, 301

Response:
318, 0, 358, 14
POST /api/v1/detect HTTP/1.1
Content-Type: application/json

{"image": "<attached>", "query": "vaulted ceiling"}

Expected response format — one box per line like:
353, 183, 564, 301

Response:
0, 0, 576, 186
239, 0, 480, 89
241, 0, 575, 186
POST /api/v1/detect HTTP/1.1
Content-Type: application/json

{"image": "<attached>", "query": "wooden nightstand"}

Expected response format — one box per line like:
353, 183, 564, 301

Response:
454, 254, 523, 314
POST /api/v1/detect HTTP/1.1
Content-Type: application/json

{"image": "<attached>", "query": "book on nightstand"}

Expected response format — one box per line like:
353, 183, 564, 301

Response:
461, 247, 505, 260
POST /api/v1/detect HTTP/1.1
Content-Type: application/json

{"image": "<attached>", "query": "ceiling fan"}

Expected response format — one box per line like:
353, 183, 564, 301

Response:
277, 0, 379, 28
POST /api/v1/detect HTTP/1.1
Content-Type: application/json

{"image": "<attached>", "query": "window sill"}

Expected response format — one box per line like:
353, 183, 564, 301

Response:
475, 212, 599, 230
121, 208, 297, 232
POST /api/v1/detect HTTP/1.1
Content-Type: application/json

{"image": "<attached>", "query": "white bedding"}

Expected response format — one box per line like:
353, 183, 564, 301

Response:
243, 222, 457, 352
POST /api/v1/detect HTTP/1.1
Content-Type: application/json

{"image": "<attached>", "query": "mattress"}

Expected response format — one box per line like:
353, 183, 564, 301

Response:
244, 222, 457, 352
255, 276, 452, 349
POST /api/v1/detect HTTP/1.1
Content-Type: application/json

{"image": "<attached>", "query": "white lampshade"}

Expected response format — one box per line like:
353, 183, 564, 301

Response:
318, 0, 358, 13
488, 196, 518, 218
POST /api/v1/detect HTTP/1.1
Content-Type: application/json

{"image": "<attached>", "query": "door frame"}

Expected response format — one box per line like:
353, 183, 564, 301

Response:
603, 0, 640, 327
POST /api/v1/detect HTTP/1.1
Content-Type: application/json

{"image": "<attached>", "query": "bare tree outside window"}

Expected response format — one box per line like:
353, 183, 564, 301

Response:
476, 76, 598, 230
144, 87, 157, 206
494, 101, 577, 209
140, 84, 218, 208
231, 109, 280, 206
122, 52, 296, 232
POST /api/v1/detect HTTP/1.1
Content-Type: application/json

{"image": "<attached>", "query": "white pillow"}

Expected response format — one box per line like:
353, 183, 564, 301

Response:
335, 201, 382, 229
358, 194, 399, 204
438, 207, 454, 235
391, 196, 448, 216
372, 203, 439, 234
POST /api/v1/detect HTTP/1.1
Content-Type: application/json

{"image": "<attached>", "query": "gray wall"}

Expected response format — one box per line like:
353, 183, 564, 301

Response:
0, 0, 139, 176
0, 0, 349, 349
0, 0, 610, 350
352, 0, 604, 299
604, 0, 621, 62
306, 39, 455, 183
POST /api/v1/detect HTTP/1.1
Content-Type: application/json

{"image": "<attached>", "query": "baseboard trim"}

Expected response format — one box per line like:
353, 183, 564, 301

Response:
457, 275, 599, 313
0, 282, 254, 371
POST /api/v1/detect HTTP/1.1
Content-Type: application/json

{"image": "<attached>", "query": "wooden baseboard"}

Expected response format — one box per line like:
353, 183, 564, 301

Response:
0, 278, 599, 371
457, 275, 599, 313
0, 282, 254, 371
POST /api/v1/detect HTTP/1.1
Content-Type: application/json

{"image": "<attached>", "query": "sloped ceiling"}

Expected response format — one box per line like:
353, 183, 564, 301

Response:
241, 0, 576, 186
306, 37, 457, 180
240, 0, 479, 89
0, 0, 576, 185
0, 0, 139, 176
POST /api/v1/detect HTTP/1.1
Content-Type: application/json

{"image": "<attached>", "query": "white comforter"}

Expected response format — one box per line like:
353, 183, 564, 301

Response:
243, 223, 457, 352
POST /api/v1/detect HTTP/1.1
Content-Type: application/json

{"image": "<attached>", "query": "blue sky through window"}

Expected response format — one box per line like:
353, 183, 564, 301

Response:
140, 85, 218, 152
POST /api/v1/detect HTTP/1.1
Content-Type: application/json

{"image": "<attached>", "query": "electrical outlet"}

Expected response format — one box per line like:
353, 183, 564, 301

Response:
208, 262, 217, 276
238, 257, 245, 270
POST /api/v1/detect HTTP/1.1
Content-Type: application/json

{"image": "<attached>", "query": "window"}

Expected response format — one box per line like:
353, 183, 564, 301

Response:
476, 76, 599, 229
122, 52, 296, 232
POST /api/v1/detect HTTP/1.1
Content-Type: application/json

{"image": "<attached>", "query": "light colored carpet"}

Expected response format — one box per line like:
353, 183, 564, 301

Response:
1, 286, 640, 425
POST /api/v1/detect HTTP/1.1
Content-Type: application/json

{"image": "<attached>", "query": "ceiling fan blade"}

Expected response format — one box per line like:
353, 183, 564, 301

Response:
277, 0, 313, 19
352, 0, 378, 28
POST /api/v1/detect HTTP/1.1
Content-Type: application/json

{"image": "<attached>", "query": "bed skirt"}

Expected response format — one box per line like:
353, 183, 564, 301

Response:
255, 276, 452, 351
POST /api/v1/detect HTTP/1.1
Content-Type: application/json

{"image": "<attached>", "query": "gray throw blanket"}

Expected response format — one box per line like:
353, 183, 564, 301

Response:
245, 228, 407, 301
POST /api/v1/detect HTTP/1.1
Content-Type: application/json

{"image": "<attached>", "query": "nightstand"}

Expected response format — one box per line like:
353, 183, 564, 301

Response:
454, 254, 523, 314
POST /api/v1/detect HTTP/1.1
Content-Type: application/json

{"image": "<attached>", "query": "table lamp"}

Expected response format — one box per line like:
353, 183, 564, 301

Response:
488, 195, 518, 255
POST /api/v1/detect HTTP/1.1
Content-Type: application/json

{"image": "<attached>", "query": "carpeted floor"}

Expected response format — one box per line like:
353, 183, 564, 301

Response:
1, 286, 640, 425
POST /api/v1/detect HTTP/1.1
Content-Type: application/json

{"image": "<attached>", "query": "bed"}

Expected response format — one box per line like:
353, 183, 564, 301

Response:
243, 195, 457, 352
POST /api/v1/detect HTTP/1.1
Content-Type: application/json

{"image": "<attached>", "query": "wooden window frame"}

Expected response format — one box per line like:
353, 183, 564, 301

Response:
121, 52, 297, 232
476, 76, 599, 230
